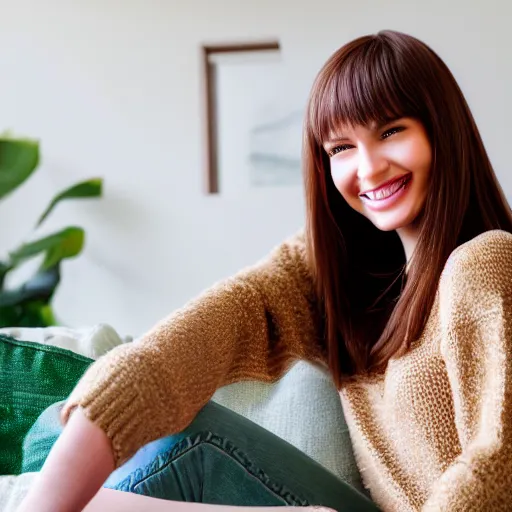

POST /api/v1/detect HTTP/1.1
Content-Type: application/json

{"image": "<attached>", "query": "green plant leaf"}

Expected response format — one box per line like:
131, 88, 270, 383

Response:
0, 305, 21, 327
8, 227, 85, 269
0, 300, 57, 328
0, 261, 12, 289
37, 303, 58, 326
0, 265, 60, 308
18, 301, 57, 327
42, 228, 84, 269
0, 137, 40, 199
36, 177, 103, 227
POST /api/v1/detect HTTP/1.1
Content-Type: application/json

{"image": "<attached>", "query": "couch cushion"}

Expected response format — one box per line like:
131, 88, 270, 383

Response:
212, 361, 365, 494
0, 334, 93, 475
0, 472, 37, 512
0, 323, 128, 360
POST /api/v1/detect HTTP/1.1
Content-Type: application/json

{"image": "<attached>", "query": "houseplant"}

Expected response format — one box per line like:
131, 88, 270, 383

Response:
0, 135, 103, 327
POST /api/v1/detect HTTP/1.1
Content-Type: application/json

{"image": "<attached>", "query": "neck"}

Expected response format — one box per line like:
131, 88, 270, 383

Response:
396, 226, 419, 265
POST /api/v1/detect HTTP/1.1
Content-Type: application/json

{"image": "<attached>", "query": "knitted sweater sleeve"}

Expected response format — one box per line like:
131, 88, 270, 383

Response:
60, 233, 326, 466
423, 230, 512, 511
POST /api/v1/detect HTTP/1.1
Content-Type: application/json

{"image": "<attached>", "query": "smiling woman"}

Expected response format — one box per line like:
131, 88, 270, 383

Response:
17, 30, 512, 512
303, 30, 512, 380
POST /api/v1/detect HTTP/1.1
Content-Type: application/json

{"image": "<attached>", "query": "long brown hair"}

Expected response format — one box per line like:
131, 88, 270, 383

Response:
303, 30, 512, 388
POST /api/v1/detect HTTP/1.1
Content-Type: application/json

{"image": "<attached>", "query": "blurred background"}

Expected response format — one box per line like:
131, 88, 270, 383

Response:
0, 0, 509, 337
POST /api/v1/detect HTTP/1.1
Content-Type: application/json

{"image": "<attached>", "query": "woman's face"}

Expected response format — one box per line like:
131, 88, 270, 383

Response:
324, 117, 432, 233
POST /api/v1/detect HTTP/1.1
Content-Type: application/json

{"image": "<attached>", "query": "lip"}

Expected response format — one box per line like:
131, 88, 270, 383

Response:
359, 173, 412, 212
360, 174, 411, 196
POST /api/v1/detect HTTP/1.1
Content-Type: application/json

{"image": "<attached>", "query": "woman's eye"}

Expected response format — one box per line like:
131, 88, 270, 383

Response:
381, 126, 404, 139
328, 144, 353, 157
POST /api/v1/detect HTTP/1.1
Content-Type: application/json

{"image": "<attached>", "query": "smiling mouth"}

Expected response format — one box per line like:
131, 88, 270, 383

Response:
359, 174, 412, 201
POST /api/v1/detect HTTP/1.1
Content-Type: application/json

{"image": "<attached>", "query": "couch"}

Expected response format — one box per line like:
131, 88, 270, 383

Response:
0, 324, 364, 511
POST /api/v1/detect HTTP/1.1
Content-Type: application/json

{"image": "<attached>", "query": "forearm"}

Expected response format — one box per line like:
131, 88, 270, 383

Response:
17, 408, 115, 512
83, 488, 336, 511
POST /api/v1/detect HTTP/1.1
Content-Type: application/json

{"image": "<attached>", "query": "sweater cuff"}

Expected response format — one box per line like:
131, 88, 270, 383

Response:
60, 344, 172, 467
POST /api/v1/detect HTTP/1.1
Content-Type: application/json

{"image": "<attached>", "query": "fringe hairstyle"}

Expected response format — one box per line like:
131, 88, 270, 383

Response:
303, 30, 512, 387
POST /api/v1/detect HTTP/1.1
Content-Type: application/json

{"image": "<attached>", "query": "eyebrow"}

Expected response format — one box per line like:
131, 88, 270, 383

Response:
324, 135, 349, 148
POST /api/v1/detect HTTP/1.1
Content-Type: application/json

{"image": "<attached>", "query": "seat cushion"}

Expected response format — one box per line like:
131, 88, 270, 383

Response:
0, 334, 92, 475
212, 361, 365, 493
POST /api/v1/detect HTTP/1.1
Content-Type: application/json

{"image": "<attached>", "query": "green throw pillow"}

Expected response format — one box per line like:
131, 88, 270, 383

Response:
0, 334, 92, 475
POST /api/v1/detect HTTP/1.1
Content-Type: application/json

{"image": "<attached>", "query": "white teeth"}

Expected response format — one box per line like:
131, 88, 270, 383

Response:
364, 176, 407, 201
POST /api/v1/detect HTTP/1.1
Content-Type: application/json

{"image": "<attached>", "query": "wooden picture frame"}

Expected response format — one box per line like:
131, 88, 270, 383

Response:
201, 41, 281, 194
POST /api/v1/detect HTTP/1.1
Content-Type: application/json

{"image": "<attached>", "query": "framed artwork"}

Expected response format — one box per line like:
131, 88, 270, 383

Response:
201, 41, 304, 194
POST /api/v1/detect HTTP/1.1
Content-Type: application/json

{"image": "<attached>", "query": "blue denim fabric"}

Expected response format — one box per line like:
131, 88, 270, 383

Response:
24, 400, 379, 511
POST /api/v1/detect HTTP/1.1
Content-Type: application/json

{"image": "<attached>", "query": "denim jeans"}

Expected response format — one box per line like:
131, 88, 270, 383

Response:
24, 400, 379, 511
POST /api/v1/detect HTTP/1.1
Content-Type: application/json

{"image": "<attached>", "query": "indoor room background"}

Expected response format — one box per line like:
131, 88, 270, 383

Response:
0, 0, 509, 337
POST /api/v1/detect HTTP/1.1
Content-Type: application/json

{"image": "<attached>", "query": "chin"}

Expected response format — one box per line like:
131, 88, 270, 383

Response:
368, 212, 419, 232
372, 221, 404, 232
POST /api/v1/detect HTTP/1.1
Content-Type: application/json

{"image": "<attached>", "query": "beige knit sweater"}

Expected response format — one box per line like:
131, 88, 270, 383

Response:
62, 230, 512, 512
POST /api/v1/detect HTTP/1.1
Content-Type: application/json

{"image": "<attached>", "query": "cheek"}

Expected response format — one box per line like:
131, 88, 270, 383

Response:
406, 137, 432, 175
422, 146, 433, 176
413, 148, 433, 192
330, 162, 358, 202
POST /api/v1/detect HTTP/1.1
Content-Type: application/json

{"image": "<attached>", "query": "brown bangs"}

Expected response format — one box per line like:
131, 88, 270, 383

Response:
308, 37, 420, 145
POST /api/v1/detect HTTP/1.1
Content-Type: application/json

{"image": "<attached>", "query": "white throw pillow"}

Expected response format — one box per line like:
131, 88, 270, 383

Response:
0, 323, 129, 359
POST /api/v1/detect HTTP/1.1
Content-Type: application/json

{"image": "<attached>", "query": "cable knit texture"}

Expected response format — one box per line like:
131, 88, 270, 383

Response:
61, 230, 512, 511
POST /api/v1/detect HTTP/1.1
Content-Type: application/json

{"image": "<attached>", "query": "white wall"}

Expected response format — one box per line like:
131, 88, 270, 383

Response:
0, 0, 509, 336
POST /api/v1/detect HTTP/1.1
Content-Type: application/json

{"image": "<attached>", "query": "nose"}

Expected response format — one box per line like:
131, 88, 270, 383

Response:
357, 145, 389, 181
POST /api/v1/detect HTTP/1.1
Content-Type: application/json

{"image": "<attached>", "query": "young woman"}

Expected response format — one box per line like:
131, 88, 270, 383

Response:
18, 30, 512, 512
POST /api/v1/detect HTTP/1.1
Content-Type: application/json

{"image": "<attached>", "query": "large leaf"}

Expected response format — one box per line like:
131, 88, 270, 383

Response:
0, 261, 12, 289
36, 178, 103, 227
0, 301, 57, 328
0, 259, 61, 327
20, 301, 57, 327
0, 265, 60, 308
0, 137, 40, 199
8, 227, 85, 270
0, 265, 60, 327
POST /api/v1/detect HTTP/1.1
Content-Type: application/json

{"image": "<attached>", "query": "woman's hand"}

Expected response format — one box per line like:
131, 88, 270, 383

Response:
17, 407, 115, 512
